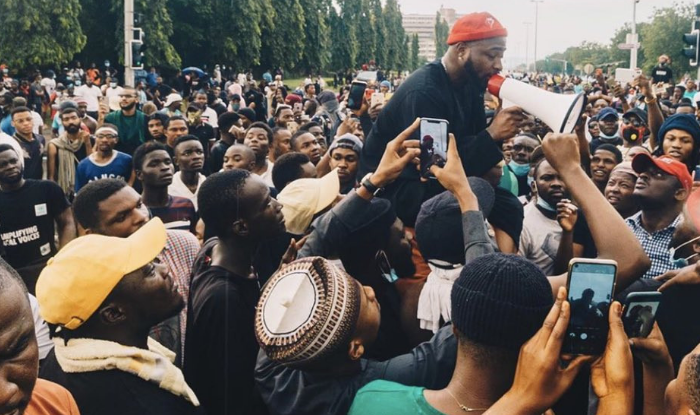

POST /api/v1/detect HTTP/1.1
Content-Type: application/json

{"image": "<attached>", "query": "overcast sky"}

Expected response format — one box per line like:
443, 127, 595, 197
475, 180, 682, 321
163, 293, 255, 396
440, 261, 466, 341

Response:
399, 0, 681, 67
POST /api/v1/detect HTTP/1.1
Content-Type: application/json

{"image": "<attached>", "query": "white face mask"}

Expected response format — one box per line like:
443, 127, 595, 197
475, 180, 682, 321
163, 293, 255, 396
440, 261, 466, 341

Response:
669, 235, 700, 268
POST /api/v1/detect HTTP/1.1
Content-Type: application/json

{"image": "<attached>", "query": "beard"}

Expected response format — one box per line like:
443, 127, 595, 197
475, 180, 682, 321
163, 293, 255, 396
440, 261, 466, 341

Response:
65, 124, 80, 134
0, 167, 24, 185
463, 57, 489, 90
120, 101, 137, 111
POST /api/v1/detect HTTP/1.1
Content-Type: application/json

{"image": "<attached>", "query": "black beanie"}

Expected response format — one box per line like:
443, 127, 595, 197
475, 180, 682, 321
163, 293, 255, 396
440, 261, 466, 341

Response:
451, 253, 553, 350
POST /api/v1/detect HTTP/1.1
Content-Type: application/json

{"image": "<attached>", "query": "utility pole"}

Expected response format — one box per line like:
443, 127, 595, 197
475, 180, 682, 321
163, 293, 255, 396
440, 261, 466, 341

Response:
523, 22, 532, 72
531, 0, 543, 73
630, 0, 639, 70
124, 0, 134, 87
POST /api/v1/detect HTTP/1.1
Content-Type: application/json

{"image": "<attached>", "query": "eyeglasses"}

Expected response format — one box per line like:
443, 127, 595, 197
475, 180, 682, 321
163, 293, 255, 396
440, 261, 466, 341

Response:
669, 235, 700, 268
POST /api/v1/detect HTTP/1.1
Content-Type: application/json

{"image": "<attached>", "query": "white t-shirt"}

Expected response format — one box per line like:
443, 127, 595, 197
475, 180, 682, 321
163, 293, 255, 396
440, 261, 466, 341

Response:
255, 159, 275, 188
75, 84, 103, 112
200, 107, 218, 129
29, 294, 53, 360
168, 171, 206, 210
105, 86, 124, 111
41, 77, 56, 96
518, 201, 562, 275
31, 111, 43, 135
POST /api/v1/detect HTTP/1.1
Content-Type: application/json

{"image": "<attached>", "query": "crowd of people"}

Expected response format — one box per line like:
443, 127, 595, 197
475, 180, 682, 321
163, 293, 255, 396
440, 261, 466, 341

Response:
3, 10, 700, 415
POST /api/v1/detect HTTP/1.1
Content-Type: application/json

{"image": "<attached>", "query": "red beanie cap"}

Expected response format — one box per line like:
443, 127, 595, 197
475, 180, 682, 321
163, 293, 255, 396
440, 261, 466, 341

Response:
447, 12, 507, 45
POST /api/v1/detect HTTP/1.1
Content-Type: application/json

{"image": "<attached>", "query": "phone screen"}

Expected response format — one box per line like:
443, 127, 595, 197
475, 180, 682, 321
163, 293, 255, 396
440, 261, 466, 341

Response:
293, 102, 302, 112
348, 82, 367, 110
420, 118, 448, 178
623, 293, 661, 338
563, 261, 617, 355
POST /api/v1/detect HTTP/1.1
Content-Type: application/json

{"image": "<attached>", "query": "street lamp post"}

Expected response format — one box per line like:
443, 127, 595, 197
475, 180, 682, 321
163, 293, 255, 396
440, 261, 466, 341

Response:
531, 0, 543, 73
630, 0, 639, 70
523, 21, 532, 72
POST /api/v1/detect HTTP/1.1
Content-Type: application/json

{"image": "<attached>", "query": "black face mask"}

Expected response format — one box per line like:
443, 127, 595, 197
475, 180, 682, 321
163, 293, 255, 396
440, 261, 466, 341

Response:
622, 125, 644, 142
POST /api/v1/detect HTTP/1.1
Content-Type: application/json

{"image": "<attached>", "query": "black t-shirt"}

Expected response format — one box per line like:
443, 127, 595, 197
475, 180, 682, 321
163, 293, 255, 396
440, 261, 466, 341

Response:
209, 140, 230, 173
13, 133, 45, 180
244, 89, 266, 122
189, 123, 215, 175
651, 65, 673, 84
40, 349, 203, 415
184, 260, 267, 415
0, 180, 69, 270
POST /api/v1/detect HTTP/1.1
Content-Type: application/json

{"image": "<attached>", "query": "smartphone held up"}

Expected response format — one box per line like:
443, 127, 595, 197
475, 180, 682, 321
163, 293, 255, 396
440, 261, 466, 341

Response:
419, 118, 449, 178
563, 259, 617, 355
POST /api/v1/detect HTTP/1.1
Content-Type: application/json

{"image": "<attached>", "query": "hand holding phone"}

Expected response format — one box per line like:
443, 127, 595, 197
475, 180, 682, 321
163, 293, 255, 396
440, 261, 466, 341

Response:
419, 118, 449, 178
347, 81, 367, 110
563, 259, 617, 355
622, 292, 661, 338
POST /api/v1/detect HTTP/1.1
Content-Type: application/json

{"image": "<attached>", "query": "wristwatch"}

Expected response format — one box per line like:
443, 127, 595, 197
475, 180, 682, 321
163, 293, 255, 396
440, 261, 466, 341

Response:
361, 173, 384, 196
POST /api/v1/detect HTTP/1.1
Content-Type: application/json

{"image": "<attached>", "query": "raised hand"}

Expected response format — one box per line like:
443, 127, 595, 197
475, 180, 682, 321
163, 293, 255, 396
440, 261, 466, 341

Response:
371, 118, 421, 188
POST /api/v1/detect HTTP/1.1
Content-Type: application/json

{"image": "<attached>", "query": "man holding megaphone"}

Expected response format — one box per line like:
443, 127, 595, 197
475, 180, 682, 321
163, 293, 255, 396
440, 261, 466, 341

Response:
359, 12, 526, 229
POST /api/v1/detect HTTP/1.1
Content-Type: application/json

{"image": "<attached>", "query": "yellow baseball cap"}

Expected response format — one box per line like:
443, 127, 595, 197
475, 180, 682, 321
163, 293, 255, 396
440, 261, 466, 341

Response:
36, 217, 167, 330
278, 169, 340, 235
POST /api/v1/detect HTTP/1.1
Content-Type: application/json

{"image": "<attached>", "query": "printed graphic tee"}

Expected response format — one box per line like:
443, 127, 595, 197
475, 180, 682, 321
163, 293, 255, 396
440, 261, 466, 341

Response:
0, 180, 70, 269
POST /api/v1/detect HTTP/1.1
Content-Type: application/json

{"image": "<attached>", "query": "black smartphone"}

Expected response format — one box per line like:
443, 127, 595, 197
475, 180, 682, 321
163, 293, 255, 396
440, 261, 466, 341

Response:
347, 81, 367, 110
623, 292, 662, 338
419, 118, 449, 178
563, 259, 617, 355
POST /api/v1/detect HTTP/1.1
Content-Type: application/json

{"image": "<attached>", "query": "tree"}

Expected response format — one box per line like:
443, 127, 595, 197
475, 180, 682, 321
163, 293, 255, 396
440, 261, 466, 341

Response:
434, 12, 450, 59
297, 0, 330, 75
370, 0, 387, 68
78, 0, 180, 71
383, 0, 405, 70
204, 0, 272, 70
640, 3, 693, 75
260, 0, 305, 71
0, 0, 86, 70
410, 33, 420, 71
356, 0, 376, 66
396, 35, 409, 71
331, 0, 359, 70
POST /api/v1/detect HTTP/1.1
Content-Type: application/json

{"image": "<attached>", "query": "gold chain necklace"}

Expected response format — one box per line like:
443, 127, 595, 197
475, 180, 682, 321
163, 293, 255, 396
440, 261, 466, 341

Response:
445, 388, 488, 413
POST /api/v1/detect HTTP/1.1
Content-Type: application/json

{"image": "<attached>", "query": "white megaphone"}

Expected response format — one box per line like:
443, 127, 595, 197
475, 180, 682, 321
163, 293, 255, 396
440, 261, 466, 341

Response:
487, 75, 586, 133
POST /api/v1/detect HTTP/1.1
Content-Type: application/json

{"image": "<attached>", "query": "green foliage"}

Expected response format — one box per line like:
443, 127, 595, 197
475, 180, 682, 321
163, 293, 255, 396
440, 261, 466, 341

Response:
540, 2, 694, 78
356, 0, 377, 65
261, 0, 305, 71
434, 13, 450, 59
410, 33, 420, 71
640, 2, 693, 75
331, 0, 360, 71
371, 0, 387, 67
297, 0, 330, 75
0, 0, 86, 69
383, 0, 405, 70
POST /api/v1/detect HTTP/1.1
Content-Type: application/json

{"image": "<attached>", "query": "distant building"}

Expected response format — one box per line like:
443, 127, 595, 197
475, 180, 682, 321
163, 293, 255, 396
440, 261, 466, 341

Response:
402, 7, 461, 62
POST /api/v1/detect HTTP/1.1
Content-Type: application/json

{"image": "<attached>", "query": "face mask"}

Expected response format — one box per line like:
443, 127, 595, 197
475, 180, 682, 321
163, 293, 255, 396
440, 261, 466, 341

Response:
622, 125, 644, 142
669, 235, 700, 268
232, 104, 240, 111
599, 129, 619, 142
508, 160, 530, 177
536, 197, 557, 212
110, 82, 117, 88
